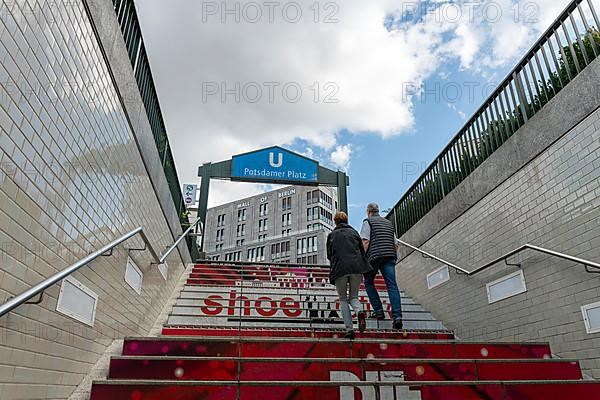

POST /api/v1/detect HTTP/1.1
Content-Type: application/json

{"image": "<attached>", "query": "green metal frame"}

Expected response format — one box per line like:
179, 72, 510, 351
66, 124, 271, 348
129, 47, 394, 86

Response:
197, 147, 349, 252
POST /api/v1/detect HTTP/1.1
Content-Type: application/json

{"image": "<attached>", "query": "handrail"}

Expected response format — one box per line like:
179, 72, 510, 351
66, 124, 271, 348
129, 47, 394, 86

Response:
0, 218, 204, 319
0, 227, 159, 319
396, 240, 600, 276
469, 244, 600, 275
387, 0, 600, 236
395, 239, 471, 274
159, 217, 203, 264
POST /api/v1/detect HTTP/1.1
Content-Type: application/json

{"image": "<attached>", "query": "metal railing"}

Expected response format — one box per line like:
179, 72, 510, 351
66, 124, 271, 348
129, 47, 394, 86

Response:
0, 228, 155, 319
161, 218, 203, 264
109, 0, 190, 246
396, 240, 600, 276
388, 0, 600, 236
0, 219, 203, 319
396, 239, 470, 274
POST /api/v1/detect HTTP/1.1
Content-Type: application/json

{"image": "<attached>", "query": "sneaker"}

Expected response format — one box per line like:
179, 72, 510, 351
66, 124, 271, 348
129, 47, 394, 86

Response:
358, 311, 366, 333
368, 312, 385, 320
343, 330, 356, 339
393, 319, 403, 330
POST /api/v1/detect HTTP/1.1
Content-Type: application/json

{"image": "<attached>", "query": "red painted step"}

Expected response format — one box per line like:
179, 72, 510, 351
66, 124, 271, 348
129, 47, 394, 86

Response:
122, 337, 552, 360
107, 357, 582, 381
188, 264, 387, 289
161, 327, 455, 340
90, 380, 600, 400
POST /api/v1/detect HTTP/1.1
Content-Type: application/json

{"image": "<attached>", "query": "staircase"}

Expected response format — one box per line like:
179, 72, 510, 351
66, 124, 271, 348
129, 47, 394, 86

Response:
90, 262, 600, 399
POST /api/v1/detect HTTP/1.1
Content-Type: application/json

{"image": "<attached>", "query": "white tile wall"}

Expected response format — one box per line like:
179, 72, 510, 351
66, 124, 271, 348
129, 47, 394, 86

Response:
0, 1, 185, 398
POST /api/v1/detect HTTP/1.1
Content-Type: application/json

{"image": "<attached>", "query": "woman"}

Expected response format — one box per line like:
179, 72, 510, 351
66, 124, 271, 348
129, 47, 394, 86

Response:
326, 211, 372, 339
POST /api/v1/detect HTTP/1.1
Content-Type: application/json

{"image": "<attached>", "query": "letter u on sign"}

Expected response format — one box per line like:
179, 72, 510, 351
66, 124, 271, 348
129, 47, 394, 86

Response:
269, 152, 283, 168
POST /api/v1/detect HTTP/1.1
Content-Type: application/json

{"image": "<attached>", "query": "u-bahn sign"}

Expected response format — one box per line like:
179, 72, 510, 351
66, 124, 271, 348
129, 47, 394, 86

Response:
232, 147, 318, 184
197, 146, 349, 252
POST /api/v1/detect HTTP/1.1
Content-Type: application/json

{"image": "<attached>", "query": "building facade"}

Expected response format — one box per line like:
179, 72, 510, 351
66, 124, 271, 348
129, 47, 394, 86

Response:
205, 186, 338, 264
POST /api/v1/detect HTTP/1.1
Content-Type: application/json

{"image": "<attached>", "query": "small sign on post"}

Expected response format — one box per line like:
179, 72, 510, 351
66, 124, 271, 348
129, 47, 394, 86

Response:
183, 184, 198, 207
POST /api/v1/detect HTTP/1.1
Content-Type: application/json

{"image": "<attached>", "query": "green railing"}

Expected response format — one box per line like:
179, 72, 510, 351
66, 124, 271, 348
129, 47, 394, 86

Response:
388, 0, 600, 237
110, 0, 198, 260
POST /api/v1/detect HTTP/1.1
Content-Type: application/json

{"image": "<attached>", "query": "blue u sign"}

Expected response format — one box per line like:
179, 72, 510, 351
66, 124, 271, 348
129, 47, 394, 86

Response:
232, 146, 318, 183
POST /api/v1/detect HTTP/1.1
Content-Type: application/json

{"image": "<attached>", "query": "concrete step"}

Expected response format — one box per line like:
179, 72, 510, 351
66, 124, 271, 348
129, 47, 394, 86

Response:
170, 306, 437, 321
161, 326, 455, 340
166, 315, 446, 331
122, 337, 552, 360
174, 298, 426, 312
178, 288, 418, 304
179, 285, 406, 295
107, 356, 582, 381
90, 380, 600, 400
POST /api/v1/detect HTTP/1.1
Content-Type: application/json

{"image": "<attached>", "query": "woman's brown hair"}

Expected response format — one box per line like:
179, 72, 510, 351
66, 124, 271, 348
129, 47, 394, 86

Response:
333, 211, 348, 225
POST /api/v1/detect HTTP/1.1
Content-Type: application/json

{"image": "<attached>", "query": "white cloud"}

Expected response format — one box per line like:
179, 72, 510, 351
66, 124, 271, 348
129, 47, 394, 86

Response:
206, 180, 279, 208
136, 0, 572, 205
330, 144, 353, 171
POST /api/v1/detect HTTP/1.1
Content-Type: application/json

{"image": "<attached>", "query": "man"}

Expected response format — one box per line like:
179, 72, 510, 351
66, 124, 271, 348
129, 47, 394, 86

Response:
360, 203, 403, 329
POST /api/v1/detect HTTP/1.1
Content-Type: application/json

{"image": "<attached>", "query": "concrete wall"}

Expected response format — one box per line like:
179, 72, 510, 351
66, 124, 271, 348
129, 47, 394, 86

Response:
397, 58, 600, 377
0, 1, 186, 398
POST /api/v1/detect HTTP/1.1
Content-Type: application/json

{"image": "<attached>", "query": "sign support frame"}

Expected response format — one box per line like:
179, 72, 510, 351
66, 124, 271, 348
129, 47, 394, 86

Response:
197, 146, 349, 253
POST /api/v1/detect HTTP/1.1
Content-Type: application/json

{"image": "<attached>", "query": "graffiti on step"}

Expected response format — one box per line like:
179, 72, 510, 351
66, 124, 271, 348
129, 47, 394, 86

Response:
196, 289, 392, 319
330, 371, 422, 400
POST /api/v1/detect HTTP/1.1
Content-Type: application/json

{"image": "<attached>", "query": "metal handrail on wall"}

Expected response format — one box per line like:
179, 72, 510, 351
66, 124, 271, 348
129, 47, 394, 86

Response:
396, 239, 600, 276
0, 219, 203, 319
160, 218, 203, 264
388, 0, 600, 237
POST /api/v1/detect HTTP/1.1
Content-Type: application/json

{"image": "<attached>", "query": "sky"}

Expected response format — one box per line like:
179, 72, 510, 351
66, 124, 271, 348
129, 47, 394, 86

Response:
135, 0, 572, 228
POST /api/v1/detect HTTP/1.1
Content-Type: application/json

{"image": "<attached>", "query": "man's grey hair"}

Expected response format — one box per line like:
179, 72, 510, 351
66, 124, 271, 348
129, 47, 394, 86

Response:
367, 203, 379, 214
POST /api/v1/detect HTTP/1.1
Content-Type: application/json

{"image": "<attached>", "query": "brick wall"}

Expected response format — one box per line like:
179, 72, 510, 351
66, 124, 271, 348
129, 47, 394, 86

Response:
397, 97, 600, 376
0, 1, 186, 398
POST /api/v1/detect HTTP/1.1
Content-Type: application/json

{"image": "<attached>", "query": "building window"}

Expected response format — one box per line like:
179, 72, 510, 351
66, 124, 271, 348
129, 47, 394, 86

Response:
258, 218, 268, 232
217, 214, 227, 227
307, 223, 323, 231
320, 191, 332, 208
238, 209, 247, 222
320, 208, 333, 225
281, 212, 291, 227
307, 206, 320, 222
307, 190, 319, 205
259, 203, 269, 216
306, 190, 319, 205
237, 224, 246, 237
297, 236, 318, 255
281, 197, 292, 211
271, 241, 290, 260
248, 246, 265, 262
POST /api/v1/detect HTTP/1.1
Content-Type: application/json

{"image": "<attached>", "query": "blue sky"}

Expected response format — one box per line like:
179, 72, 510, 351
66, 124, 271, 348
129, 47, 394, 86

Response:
136, 0, 572, 229
288, 61, 512, 228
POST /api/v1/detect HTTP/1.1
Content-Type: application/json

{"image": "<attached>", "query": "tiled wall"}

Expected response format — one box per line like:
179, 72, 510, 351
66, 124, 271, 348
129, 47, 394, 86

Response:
0, 1, 185, 398
397, 101, 600, 376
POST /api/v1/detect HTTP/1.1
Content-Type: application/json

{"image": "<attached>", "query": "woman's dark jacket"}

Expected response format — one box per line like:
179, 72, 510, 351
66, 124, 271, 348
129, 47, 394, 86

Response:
326, 223, 372, 284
